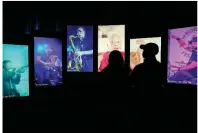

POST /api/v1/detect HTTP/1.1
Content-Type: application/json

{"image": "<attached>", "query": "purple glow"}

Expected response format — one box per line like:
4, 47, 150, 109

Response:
167, 26, 197, 85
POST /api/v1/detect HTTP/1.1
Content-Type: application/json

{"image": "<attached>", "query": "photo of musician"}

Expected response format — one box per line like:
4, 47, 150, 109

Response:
34, 37, 62, 86
98, 25, 125, 72
3, 44, 29, 98
67, 26, 93, 72
168, 26, 197, 85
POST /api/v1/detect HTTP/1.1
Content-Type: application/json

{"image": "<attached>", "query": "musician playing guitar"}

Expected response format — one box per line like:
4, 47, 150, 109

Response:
169, 35, 197, 84
36, 47, 55, 84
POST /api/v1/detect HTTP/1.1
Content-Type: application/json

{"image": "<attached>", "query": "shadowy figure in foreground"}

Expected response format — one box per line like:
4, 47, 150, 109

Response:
129, 43, 163, 132
130, 43, 163, 89
101, 50, 129, 101
100, 50, 129, 128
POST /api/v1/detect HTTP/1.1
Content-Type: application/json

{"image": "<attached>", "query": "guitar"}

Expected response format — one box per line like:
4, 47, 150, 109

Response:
45, 55, 62, 72
37, 55, 62, 72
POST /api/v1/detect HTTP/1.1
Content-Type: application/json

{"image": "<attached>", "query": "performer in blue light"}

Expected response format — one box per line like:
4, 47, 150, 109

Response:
67, 26, 93, 72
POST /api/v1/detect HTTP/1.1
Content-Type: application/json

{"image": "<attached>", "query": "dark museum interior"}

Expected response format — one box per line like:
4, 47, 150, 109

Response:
3, 1, 197, 132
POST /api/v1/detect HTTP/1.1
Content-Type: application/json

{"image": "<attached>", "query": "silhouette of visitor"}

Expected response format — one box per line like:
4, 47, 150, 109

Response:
129, 42, 163, 133
101, 50, 128, 102
130, 42, 163, 90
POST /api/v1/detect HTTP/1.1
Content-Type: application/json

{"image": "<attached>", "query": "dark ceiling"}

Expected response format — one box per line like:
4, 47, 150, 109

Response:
3, 1, 197, 40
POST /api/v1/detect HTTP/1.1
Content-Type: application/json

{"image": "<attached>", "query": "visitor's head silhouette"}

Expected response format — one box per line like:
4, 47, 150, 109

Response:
140, 43, 159, 59
108, 50, 124, 67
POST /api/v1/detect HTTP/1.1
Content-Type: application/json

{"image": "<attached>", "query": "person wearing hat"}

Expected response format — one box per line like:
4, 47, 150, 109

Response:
170, 35, 197, 84
129, 43, 163, 132
130, 42, 163, 93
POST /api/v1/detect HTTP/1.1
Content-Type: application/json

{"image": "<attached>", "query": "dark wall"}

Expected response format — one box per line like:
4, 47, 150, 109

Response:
3, 1, 197, 132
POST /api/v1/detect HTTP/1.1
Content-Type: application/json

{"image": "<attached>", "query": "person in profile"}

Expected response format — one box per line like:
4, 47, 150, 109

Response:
129, 43, 163, 132
130, 42, 163, 90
